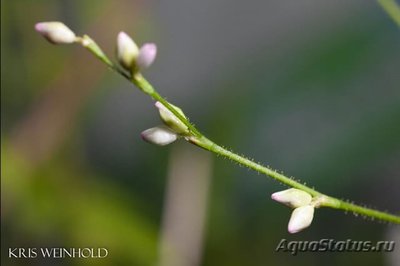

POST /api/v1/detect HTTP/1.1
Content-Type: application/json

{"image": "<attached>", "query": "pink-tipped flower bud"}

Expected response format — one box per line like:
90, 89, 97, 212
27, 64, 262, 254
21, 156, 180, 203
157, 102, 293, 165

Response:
35, 22, 77, 44
137, 43, 157, 69
271, 188, 312, 208
117, 32, 139, 70
155, 101, 189, 135
288, 205, 315, 234
141, 126, 178, 146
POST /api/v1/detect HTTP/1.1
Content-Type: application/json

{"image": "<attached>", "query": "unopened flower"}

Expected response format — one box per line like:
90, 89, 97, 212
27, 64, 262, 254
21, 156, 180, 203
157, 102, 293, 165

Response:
117, 31, 139, 70
35, 22, 77, 44
155, 101, 189, 135
141, 126, 178, 146
271, 188, 312, 208
288, 205, 315, 234
136, 43, 157, 69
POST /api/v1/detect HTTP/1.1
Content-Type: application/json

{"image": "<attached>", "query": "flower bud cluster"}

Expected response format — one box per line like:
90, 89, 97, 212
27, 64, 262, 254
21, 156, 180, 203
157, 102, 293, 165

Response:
271, 188, 315, 233
35, 22, 157, 73
35, 21, 181, 147
117, 32, 157, 73
141, 101, 189, 146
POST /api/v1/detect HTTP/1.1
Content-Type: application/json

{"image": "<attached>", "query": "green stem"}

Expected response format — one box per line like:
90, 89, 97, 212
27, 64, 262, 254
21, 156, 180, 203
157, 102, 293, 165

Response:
131, 77, 400, 225
378, 0, 400, 27
78, 35, 400, 225
190, 136, 320, 196
79, 35, 130, 79
188, 136, 400, 224
325, 199, 400, 224
131, 72, 202, 137
79, 35, 201, 137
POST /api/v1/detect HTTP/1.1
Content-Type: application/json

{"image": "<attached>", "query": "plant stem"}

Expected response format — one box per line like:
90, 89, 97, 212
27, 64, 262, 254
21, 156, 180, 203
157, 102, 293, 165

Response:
131, 72, 202, 137
378, 0, 400, 27
79, 35, 130, 79
79, 35, 400, 225
132, 74, 400, 224
188, 135, 400, 224
190, 136, 321, 196
325, 199, 400, 224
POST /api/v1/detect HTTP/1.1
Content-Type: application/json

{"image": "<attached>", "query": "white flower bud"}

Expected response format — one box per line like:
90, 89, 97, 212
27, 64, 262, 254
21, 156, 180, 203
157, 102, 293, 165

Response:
271, 188, 312, 208
117, 32, 139, 70
288, 205, 314, 234
35, 22, 77, 44
136, 43, 157, 69
141, 126, 178, 146
155, 101, 189, 135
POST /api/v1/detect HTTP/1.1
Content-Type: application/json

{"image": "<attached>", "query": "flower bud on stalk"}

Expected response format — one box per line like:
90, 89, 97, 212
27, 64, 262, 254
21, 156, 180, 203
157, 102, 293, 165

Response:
271, 188, 312, 208
136, 43, 157, 69
35, 22, 77, 44
141, 126, 178, 146
155, 101, 189, 135
117, 31, 139, 70
288, 205, 315, 234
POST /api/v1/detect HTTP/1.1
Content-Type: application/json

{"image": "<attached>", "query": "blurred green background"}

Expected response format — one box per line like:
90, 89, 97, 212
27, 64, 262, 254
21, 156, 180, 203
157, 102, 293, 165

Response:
1, 0, 400, 265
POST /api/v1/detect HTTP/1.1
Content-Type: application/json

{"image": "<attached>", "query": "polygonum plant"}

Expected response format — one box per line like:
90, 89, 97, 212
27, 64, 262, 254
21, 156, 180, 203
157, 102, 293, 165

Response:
35, 21, 400, 233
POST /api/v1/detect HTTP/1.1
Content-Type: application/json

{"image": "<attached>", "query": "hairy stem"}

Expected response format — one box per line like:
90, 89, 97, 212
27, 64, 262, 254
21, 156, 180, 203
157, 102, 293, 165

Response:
186, 136, 400, 224
132, 76, 400, 224
81, 35, 400, 224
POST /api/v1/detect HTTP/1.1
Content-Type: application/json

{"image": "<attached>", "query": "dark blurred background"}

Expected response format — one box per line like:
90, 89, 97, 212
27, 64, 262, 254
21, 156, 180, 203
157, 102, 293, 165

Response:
1, 0, 400, 265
